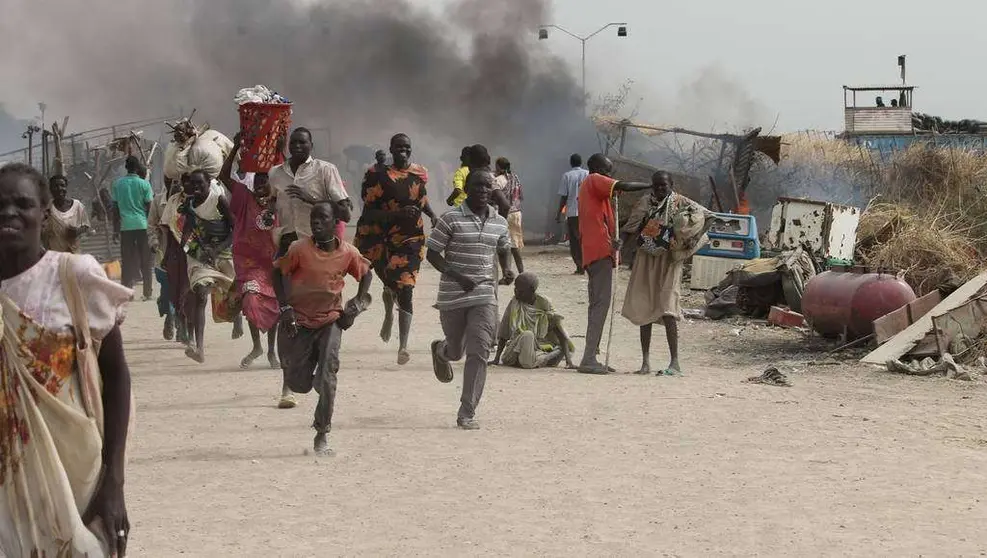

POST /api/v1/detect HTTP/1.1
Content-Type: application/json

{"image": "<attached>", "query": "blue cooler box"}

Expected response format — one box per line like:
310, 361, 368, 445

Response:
695, 213, 760, 260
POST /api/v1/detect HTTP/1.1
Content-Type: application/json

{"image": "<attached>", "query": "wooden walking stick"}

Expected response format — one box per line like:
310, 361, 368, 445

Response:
604, 199, 620, 371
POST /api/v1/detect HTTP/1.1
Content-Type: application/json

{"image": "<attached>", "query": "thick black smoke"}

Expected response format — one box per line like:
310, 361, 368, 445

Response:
1, 0, 598, 235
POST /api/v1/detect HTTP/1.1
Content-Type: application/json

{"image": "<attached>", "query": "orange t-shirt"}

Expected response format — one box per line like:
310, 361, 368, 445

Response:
278, 238, 371, 328
577, 173, 618, 268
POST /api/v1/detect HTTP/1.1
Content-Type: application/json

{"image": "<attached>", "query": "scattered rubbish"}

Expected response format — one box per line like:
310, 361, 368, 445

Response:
768, 306, 806, 328
808, 360, 841, 366
764, 198, 860, 263
690, 255, 744, 291
931, 296, 987, 360
745, 367, 792, 387
885, 353, 978, 381
862, 271, 987, 364
873, 290, 942, 344
682, 308, 706, 320
696, 212, 760, 259
703, 246, 815, 319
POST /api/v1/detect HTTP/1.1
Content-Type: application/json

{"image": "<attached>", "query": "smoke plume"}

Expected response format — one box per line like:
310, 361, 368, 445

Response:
1, 0, 598, 235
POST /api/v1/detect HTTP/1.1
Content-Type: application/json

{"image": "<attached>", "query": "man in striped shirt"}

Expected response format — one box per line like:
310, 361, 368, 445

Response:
426, 169, 515, 430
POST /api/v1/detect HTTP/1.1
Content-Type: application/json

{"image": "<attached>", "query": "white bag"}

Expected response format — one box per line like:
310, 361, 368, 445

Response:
163, 129, 234, 180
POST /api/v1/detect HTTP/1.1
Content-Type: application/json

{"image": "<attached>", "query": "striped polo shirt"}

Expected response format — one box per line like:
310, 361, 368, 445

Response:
427, 203, 511, 311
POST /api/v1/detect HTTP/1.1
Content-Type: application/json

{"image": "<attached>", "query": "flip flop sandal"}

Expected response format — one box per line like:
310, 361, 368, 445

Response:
657, 368, 681, 376
431, 341, 454, 383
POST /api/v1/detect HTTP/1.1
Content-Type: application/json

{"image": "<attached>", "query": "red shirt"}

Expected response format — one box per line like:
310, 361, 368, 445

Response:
577, 173, 618, 268
278, 238, 370, 328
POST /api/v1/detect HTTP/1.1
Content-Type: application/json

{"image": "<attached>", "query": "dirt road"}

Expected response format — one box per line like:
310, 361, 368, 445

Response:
123, 248, 987, 556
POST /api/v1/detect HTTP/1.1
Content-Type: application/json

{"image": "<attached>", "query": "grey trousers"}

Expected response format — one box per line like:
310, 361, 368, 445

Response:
582, 258, 613, 363
438, 304, 498, 420
279, 321, 342, 433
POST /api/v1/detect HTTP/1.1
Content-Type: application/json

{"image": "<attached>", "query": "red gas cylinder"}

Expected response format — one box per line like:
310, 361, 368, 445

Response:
801, 270, 916, 340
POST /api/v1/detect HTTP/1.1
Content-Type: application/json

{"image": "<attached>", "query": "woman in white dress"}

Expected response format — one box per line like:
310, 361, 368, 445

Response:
0, 163, 134, 557
41, 174, 91, 254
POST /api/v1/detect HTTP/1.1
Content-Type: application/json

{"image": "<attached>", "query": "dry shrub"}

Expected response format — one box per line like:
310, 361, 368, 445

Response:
854, 145, 987, 294
856, 203, 979, 294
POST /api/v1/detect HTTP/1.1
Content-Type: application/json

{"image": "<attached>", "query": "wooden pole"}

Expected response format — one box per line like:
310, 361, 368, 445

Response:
708, 176, 724, 212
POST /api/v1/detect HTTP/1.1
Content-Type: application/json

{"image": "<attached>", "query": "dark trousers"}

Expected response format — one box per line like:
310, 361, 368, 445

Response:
279, 321, 342, 433
120, 229, 153, 298
582, 259, 613, 363
566, 217, 582, 269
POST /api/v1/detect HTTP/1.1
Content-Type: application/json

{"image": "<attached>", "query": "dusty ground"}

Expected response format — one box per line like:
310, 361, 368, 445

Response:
123, 247, 987, 557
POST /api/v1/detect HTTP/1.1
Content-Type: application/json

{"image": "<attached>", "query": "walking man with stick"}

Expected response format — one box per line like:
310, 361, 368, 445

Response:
576, 153, 651, 375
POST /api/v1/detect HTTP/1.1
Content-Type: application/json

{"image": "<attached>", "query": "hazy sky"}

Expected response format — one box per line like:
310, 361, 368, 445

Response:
2, 0, 981, 153
534, 0, 982, 131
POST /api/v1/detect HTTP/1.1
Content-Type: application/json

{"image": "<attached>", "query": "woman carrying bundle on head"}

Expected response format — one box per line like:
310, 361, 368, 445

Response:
179, 169, 236, 364
219, 133, 281, 370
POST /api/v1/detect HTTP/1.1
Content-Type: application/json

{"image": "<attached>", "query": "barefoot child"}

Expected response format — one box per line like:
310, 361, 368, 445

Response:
274, 202, 372, 454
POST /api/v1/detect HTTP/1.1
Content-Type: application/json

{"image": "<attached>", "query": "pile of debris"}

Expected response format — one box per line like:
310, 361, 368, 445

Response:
703, 246, 815, 322
861, 271, 987, 381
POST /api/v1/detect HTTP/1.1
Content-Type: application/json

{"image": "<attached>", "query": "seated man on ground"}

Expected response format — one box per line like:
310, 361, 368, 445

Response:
490, 272, 575, 369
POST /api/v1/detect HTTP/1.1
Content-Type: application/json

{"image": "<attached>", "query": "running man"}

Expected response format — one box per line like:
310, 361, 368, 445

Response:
426, 169, 515, 430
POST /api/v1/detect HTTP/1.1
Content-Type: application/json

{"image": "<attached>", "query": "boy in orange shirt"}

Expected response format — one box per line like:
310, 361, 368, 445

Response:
577, 153, 651, 375
275, 201, 373, 455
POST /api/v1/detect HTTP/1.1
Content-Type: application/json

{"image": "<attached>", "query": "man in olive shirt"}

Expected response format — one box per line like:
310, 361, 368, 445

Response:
111, 156, 154, 299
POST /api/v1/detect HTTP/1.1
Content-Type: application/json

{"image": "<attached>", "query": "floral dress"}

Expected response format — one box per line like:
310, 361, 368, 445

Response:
0, 251, 132, 557
354, 164, 430, 292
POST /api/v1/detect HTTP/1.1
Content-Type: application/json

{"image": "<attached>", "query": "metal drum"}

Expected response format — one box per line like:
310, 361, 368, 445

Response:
802, 270, 916, 340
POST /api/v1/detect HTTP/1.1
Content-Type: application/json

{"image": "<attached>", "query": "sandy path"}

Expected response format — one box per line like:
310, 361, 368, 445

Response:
122, 248, 987, 557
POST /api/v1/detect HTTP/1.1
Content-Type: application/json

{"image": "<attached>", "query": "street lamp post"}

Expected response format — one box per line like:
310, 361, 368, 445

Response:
538, 22, 628, 110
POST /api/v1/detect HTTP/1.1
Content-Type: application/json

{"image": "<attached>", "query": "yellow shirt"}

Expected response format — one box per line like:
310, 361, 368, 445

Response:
451, 166, 469, 207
